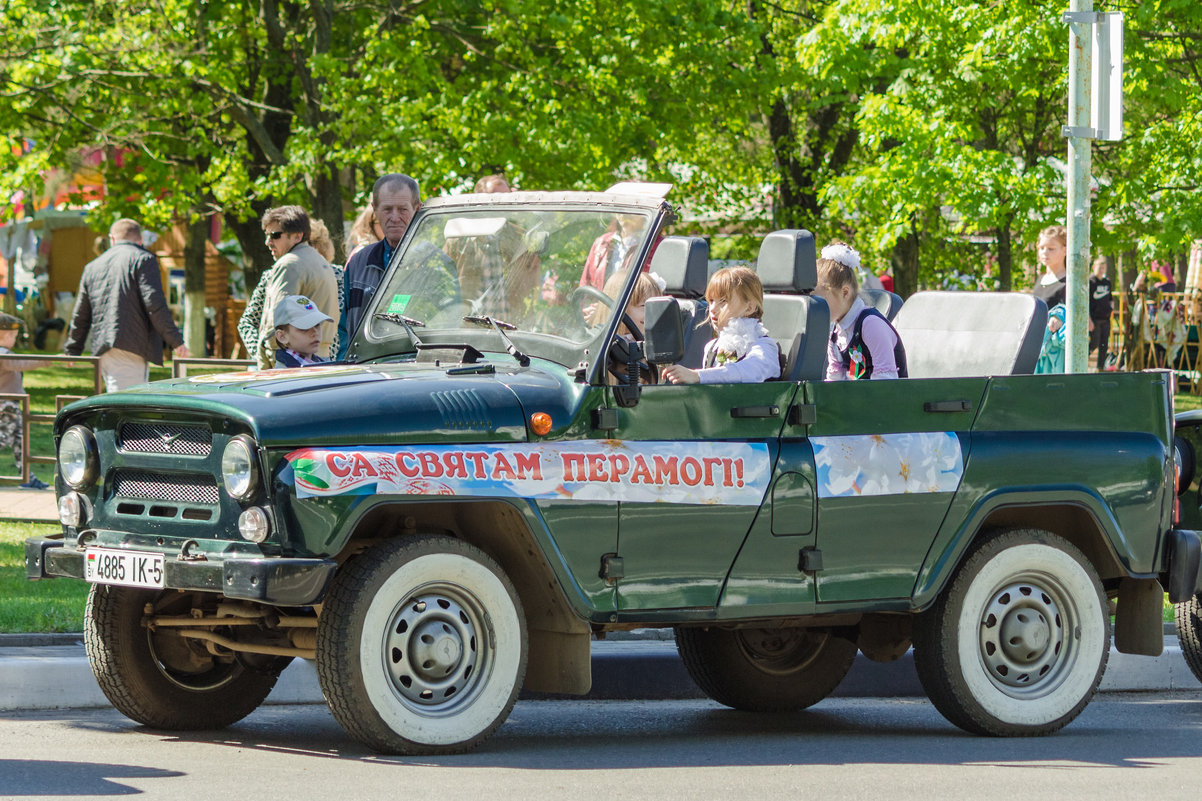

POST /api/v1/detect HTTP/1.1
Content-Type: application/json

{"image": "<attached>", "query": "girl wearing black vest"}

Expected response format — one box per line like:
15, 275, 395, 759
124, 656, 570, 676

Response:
814, 242, 907, 380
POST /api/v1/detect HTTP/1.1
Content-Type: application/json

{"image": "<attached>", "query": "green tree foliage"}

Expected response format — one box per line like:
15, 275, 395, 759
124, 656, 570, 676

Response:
1, 0, 1199, 299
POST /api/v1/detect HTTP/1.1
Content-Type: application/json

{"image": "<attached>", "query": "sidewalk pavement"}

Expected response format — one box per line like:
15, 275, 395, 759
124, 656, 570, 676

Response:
1, 628, 1196, 712
0, 485, 57, 523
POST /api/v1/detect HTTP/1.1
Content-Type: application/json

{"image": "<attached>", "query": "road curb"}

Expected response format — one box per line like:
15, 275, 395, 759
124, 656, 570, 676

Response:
1, 637, 1196, 712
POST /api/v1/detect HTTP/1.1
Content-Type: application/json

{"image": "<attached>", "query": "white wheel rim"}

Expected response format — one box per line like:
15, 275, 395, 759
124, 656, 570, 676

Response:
359, 552, 523, 746
956, 544, 1106, 726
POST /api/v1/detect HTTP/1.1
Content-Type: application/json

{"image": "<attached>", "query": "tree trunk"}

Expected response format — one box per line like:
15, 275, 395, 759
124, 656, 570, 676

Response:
183, 212, 210, 357
226, 207, 274, 291
995, 219, 1013, 292
891, 215, 920, 298
313, 163, 346, 265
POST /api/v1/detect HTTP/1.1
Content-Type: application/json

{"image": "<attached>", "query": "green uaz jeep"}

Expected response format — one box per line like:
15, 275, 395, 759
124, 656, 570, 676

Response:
26, 191, 1202, 754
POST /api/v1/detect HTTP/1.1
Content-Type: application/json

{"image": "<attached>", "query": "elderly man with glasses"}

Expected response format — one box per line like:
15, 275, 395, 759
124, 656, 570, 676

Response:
238, 205, 339, 370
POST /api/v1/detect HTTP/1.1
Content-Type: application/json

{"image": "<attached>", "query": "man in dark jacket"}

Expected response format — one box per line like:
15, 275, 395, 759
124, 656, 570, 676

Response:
63, 218, 188, 391
337, 174, 421, 359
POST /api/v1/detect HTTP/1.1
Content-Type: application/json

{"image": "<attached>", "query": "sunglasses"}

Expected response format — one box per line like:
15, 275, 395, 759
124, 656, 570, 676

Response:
265, 230, 287, 240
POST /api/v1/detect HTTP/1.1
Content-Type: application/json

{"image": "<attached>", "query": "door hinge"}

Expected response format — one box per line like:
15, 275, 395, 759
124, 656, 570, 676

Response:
600, 553, 624, 583
592, 407, 619, 431
788, 404, 817, 426
798, 547, 823, 575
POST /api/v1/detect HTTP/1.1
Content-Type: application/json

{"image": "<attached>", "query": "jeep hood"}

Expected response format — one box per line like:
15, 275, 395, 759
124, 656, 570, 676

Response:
62, 361, 584, 448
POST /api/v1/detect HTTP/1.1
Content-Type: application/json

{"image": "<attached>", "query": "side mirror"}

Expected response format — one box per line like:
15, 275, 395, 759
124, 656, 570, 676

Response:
643, 296, 684, 364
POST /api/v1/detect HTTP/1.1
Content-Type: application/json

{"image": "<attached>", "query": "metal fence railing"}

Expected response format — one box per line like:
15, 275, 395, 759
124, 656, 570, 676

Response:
1, 355, 256, 485
0, 354, 100, 485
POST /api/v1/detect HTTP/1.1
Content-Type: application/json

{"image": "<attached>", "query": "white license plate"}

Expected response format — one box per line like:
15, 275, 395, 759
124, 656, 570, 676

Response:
84, 547, 165, 589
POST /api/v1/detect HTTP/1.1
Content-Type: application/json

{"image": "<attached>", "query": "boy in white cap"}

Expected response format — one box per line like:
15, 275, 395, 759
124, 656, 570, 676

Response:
272, 295, 334, 368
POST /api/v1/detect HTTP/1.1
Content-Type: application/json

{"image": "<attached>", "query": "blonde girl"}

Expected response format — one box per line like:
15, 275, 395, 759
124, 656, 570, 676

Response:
662, 266, 780, 384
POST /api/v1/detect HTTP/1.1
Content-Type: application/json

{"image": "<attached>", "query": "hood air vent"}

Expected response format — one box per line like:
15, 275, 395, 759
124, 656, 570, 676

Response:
431, 390, 494, 431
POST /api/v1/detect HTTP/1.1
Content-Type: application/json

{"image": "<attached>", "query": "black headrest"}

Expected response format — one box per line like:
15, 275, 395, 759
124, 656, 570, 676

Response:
756, 230, 817, 293
648, 236, 709, 299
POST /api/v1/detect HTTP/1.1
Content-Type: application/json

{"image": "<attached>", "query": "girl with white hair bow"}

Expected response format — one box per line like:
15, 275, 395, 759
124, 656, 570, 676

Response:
813, 242, 907, 380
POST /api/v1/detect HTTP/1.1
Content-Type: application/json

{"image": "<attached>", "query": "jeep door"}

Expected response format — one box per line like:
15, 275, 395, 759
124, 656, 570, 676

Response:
802, 377, 985, 603
604, 381, 798, 614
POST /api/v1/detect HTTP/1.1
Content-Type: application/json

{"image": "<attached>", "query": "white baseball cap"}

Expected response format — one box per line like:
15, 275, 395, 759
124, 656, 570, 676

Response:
274, 295, 333, 330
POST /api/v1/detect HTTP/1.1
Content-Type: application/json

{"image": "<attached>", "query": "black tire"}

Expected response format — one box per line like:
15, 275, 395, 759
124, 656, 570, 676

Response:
1176, 593, 1202, 685
316, 535, 528, 755
675, 625, 857, 711
84, 584, 285, 729
912, 528, 1109, 736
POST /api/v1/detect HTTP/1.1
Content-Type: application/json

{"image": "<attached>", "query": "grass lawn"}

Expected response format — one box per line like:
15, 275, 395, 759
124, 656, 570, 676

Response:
0, 521, 90, 633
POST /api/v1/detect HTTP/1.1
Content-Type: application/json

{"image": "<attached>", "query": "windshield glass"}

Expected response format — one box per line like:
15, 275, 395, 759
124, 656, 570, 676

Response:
362, 205, 658, 355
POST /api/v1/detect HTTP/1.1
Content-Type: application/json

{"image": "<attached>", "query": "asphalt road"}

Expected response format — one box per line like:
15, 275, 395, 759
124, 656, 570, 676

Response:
2, 693, 1201, 800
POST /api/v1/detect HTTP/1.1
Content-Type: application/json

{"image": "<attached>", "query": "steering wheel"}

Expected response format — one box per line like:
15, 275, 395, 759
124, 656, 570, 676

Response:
567, 285, 615, 335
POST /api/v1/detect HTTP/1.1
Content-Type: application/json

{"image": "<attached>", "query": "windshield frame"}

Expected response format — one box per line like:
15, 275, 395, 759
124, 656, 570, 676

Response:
347, 191, 675, 381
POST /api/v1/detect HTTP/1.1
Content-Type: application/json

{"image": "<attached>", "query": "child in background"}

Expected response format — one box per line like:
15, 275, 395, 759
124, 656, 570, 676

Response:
814, 242, 907, 380
597, 270, 665, 384
661, 266, 780, 384
1035, 304, 1067, 374
272, 295, 334, 368
0, 312, 50, 487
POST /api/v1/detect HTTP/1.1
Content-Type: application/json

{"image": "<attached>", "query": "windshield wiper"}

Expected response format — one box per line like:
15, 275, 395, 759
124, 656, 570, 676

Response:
373, 312, 426, 346
462, 315, 530, 367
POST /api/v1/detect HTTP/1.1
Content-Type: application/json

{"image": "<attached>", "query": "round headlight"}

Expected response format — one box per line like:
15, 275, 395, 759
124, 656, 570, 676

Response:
221, 436, 258, 500
59, 426, 97, 490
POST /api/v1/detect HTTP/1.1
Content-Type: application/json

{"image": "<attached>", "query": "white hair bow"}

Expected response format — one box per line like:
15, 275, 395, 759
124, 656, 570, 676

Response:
821, 243, 861, 272
647, 271, 668, 293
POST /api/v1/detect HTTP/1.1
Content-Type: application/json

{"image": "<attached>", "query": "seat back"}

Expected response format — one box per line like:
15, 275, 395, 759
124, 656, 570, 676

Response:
859, 288, 903, 321
649, 236, 711, 368
891, 291, 1049, 378
649, 237, 708, 299
754, 230, 830, 381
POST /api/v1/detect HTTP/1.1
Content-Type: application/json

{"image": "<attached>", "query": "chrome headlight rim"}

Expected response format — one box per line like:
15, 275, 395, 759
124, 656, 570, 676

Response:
59, 426, 98, 490
221, 435, 259, 500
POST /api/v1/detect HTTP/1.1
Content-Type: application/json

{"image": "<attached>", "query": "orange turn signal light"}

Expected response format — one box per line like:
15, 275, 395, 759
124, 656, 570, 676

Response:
530, 412, 553, 436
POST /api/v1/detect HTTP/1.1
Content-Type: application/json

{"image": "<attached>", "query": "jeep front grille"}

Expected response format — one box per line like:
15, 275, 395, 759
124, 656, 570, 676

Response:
118, 422, 212, 457
111, 470, 220, 505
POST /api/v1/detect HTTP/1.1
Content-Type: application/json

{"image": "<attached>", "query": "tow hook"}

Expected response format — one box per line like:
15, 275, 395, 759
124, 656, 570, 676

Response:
178, 539, 207, 562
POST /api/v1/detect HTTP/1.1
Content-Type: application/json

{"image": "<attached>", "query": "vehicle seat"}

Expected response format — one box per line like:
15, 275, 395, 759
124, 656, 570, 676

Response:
859, 288, 903, 321
649, 236, 711, 368
754, 230, 831, 381
891, 291, 1049, 377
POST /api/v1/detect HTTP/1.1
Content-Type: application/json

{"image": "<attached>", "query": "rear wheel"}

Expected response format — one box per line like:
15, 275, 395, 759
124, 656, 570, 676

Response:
85, 585, 286, 729
316, 535, 527, 755
675, 625, 856, 711
913, 528, 1109, 736
1176, 593, 1202, 685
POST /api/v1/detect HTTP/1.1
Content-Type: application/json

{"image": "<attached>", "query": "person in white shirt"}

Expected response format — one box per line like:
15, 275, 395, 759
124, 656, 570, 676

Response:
662, 266, 780, 384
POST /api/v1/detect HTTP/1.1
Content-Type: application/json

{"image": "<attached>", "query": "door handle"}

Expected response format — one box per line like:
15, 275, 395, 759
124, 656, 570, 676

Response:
923, 400, 972, 413
730, 405, 780, 419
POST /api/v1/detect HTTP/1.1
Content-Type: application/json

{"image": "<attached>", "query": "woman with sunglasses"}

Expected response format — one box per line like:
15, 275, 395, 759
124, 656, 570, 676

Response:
237, 205, 339, 370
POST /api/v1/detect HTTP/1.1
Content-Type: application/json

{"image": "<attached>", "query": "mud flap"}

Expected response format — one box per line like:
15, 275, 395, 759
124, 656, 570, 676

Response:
1114, 577, 1164, 656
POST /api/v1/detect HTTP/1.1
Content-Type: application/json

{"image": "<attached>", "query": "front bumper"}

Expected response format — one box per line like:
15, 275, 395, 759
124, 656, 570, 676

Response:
1164, 528, 1202, 603
25, 537, 338, 606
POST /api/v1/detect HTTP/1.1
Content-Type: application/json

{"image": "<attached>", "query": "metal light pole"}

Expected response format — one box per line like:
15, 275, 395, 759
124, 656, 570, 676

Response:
1064, 0, 1093, 373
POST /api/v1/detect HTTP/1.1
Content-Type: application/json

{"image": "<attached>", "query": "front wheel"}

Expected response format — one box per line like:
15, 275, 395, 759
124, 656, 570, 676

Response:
675, 625, 857, 711
316, 535, 527, 755
84, 585, 286, 729
913, 528, 1109, 736
1176, 593, 1202, 685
